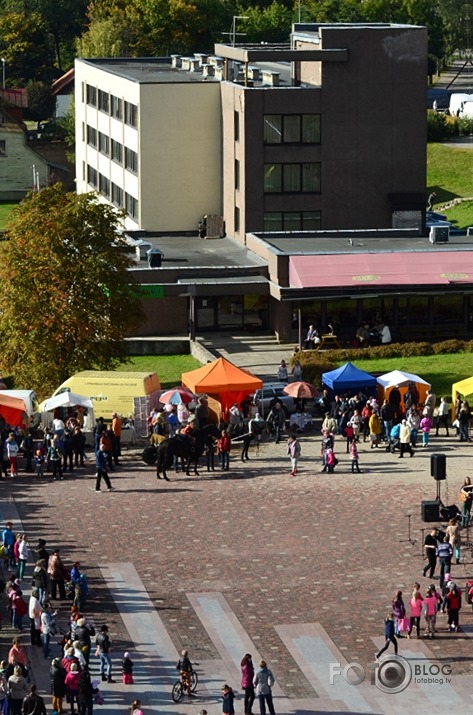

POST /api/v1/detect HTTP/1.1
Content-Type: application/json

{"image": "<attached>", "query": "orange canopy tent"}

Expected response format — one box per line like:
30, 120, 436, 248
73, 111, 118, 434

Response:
0, 393, 28, 427
181, 357, 263, 414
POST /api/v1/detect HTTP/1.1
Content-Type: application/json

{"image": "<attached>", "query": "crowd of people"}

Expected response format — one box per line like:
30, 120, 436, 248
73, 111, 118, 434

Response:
0, 524, 144, 715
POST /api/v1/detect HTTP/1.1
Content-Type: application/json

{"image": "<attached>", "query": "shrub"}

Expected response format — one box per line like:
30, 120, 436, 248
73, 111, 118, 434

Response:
427, 110, 449, 141
291, 353, 336, 385
432, 339, 466, 354
457, 116, 473, 137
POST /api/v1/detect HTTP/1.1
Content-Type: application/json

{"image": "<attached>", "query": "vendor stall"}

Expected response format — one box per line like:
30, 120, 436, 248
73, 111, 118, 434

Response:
322, 362, 377, 398
377, 370, 431, 406
181, 357, 262, 416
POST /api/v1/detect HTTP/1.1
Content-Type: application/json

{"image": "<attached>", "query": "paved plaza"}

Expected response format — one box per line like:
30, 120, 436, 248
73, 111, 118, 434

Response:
3, 421, 473, 715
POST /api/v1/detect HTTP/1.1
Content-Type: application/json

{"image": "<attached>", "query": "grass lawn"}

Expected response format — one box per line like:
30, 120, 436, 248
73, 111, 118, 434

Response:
0, 202, 20, 230
350, 353, 473, 400
427, 143, 473, 229
119, 354, 201, 389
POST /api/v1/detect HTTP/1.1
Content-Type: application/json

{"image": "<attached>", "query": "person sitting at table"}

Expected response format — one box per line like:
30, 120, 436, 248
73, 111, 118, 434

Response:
356, 322, 370, 346
304, 324, 320, 350
376, 320, 392, 344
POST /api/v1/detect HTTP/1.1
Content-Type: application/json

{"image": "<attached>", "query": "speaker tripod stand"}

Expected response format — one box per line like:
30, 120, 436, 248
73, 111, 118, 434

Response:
399, 513, 416, 545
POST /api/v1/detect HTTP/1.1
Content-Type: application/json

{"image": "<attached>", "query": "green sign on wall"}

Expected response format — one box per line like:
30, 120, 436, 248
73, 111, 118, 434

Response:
137, 284, 165, 298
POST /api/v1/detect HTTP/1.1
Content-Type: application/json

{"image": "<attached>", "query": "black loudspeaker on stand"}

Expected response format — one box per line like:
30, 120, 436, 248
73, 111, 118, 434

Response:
421, 454, 447, 522
431, 453, 446, 481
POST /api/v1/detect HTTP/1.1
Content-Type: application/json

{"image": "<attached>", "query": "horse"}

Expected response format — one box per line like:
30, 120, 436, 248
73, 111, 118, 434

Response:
142, 425, 221, 480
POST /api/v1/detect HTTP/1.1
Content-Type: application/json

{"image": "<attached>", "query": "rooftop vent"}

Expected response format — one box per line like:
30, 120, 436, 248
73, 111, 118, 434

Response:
262, 70, 280, 86
429, 226, 449, 244
171, 55, 182, 69
202, 64, 215, 78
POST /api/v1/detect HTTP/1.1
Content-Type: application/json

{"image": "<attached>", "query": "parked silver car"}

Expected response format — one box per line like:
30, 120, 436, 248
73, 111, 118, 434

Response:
251, 382, 296, 417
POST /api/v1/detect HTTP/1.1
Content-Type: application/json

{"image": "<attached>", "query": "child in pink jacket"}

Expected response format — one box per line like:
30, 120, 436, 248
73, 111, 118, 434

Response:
423, 587, 438, 638
420, 413, 433, 446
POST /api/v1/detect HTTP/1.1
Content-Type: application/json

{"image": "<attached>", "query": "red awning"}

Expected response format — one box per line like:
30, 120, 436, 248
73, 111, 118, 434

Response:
289, 252, 473, 289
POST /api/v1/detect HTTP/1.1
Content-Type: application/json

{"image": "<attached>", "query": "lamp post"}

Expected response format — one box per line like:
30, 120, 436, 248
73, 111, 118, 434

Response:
1, 59, 5, 90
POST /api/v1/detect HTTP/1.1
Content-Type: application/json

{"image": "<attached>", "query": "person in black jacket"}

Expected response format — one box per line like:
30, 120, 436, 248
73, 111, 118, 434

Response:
96, 625, 114, 683
72, 428, 86, 468
77, 668, 94, 715
375, 613, 398, 660
221, 684, 235, 715
22, 684, 47, 715
50, 657, 67, 714
75, 618, 95, 665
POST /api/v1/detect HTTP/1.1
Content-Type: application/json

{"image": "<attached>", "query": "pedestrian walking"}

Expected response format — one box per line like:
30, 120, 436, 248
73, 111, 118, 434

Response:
96, 625, 114, 683
3, 521, 16, 568
241, 653, 255, 715
446, 582, 462, 632
50, 657, 67, 714
267, 403, 285, 444
408, 588, 423, 639
95, 444, 113, 492
6, 433, 19, 478
446, 517, 461, 564
277, 360, 288, 383
423, 587, 438, 639
221, 683, 235, 715
375, 613, 398, 659
368, 411, 382, 448
122, 652, 134, 684
422, 527, 438, 579
48, 549, 67, 600
253, 659, 276, 715
349, 438, 361, 473
436, 535, 453, 588
287, 435, 301, 476
391, 591, 405, 638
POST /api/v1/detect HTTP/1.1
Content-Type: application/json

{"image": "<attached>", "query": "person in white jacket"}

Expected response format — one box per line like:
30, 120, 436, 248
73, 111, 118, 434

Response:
18, 534, 29, 579
29, 589, 42, 646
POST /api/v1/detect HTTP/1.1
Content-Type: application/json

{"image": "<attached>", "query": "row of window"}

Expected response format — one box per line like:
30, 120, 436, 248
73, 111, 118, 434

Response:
264, 163, 321, 193
234, 208, 321, 233
86, 165, 139, 219
85, 84, 138, 127
86, 125, 138, 174
233, 111, 321, 144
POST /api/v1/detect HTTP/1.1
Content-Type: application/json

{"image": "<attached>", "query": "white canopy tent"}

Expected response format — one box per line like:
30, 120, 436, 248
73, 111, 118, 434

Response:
376, 369, 431, 405
41, 392, 95, 430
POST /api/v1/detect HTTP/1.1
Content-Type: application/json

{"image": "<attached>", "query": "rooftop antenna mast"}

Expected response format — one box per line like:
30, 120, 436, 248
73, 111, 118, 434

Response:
222, 15, 249, 47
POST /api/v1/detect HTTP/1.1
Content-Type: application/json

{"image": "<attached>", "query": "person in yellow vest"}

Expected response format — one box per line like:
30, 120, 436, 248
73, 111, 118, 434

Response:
111, 413, 122, 465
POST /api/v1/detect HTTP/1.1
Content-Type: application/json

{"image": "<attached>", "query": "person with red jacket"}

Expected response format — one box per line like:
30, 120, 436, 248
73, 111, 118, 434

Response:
217, 430, 231, 471
446, 583, 462, 632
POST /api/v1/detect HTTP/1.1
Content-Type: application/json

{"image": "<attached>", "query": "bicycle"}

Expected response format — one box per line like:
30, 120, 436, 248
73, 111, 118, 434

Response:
171, 668, 199, 703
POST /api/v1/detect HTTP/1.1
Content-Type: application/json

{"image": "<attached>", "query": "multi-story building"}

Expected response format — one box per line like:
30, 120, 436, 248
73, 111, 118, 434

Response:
76, 23, 463, 343
75, 22, 427, 238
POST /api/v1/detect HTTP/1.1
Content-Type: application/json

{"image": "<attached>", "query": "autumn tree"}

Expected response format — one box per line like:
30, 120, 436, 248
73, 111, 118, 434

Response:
0, 185, 144, 396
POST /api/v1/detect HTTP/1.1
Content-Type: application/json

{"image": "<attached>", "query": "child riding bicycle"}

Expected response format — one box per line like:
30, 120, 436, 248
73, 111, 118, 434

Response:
176, 649, 194, 698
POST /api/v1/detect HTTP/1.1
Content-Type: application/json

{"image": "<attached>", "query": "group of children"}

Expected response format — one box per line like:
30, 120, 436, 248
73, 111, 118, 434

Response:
377, 577, 465, 660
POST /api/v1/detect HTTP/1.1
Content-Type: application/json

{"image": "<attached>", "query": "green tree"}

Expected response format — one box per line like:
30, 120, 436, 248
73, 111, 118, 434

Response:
237, 1, 292, 43
0, 185, 144, 395
25, 81, 56, 125
0, 11, 56, 83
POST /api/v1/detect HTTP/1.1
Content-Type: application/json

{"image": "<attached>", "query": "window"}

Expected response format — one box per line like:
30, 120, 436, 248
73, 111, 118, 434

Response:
264, 163, 321, 193
264, 114, 320, 144
0, 140, 6, 156
124, 101, 138, 127
86, 84, 97, 107
111, 183, 123, 207
125, 147, 138, 173
234, 111, 239, 142
263, 211, 321, 232
98, 132, 109, 155
111, 139, 123, 164
86, 125, 97, 147
98, 90, 109, 114
235, 159, 240, 190
99, 173, 110, 198
111, 95, 122, 120
87, 165, 97, 188
125, 192, 138, 219
235, 206, 240, 232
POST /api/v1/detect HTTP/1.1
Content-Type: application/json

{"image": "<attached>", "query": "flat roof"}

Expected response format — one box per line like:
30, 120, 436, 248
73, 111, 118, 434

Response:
249, 229, 473, 256
76, 58, 219, 84
127, 233, 268, 270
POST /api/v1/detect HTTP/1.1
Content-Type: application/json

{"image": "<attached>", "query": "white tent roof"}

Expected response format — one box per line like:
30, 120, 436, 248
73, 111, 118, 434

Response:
42, 391, 93, 412
376, 370, 431, 389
